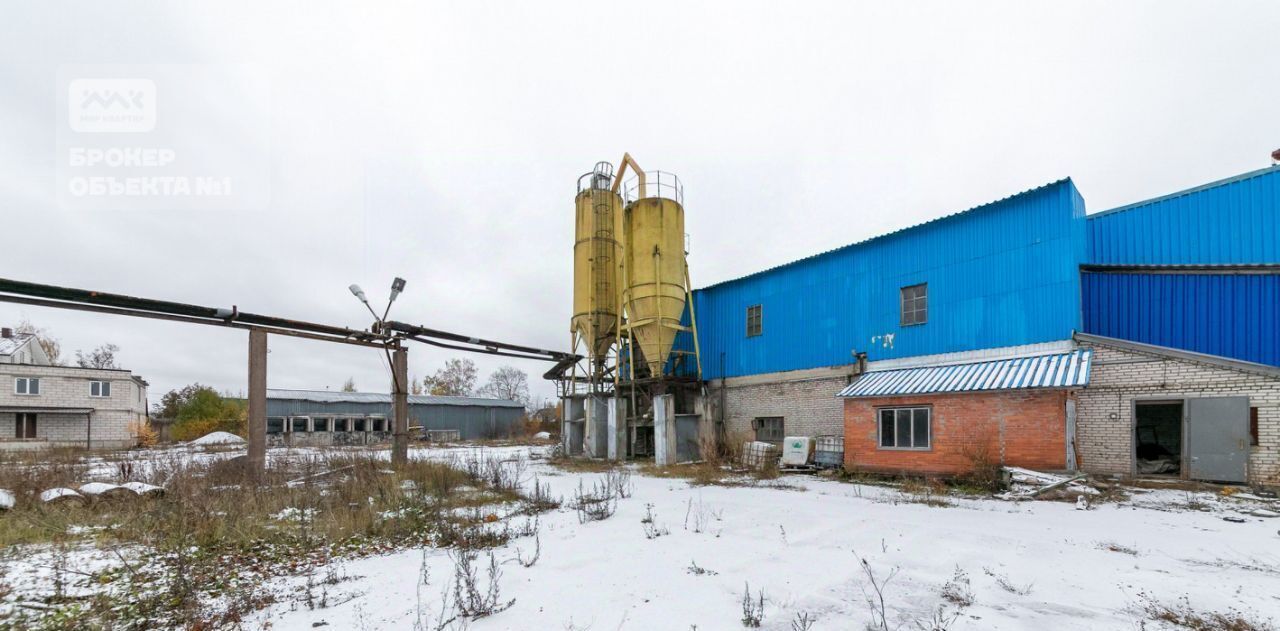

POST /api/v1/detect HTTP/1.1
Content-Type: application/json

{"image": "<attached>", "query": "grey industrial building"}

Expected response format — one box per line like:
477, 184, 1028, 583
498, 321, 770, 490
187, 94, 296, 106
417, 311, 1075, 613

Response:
265, 389, 524, 447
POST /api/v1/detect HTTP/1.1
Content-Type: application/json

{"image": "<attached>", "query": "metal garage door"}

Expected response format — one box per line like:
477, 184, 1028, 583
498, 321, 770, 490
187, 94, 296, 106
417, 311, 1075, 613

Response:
1186, 397, 1249, 483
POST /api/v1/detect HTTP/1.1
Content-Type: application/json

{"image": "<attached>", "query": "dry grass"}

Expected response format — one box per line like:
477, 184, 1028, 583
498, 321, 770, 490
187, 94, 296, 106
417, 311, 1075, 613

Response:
1135, 592, 1276, 630
0, 447, 555, 629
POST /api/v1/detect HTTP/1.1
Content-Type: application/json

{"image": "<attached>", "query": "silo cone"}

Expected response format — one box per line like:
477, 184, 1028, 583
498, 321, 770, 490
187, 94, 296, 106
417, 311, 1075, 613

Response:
623, 196, 687, 378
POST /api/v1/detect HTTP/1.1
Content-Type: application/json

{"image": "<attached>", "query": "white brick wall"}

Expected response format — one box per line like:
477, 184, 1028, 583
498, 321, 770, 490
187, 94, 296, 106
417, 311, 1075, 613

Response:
1077, 340, 1280, 486
706, 372, 850, 441
0, 364, 147, 448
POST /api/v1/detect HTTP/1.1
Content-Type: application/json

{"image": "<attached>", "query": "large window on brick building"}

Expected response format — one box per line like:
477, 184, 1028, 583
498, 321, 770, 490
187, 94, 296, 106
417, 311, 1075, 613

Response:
754, 417, 784, 443
878, 407, 930, 449
900, 283, 927, 326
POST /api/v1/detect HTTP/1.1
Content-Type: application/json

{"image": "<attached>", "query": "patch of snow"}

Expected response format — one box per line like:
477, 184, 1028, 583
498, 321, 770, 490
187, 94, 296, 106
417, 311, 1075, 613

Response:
120, 481, 165, 497
533, 431, 551, 440
40, 488, 83, 503
190, 431, 247, 446
78, 482, 122, 496
0, 489, 13, 510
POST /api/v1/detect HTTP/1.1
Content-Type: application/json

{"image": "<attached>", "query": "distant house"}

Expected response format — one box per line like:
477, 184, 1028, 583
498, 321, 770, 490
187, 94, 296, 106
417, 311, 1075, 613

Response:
265, 389, 525, 446
0, 327, 149, 450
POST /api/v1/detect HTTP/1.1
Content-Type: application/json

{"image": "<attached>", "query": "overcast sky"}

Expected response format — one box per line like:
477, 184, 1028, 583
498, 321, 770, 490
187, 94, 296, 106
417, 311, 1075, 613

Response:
2, 1, 1278, 406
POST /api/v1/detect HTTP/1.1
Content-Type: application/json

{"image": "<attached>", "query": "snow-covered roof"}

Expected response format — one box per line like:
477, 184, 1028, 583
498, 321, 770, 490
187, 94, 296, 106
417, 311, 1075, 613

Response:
0, 333, 33, 356
266, 388, 524, 408
838, 349, 1092, 398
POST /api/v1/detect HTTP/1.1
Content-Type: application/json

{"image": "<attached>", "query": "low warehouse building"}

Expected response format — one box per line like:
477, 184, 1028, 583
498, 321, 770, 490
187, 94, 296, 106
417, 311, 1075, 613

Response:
265, 389, 525, 447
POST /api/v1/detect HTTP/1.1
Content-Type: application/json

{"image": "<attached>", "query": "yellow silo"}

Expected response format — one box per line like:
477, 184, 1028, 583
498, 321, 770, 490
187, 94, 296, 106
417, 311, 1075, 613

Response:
617, 162, 689, 379
571, 163, 622, 375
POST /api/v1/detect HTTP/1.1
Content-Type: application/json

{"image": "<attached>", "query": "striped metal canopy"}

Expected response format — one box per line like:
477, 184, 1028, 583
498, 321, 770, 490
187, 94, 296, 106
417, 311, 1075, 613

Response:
837, 349, 1092, 398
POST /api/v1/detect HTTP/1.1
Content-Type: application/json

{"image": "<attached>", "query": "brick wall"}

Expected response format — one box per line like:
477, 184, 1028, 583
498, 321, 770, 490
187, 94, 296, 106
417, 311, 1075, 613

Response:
1076, 340, 1280, 486
0, 364, 147, 448
707, 374, 849, 443
843, 390, 1070, 476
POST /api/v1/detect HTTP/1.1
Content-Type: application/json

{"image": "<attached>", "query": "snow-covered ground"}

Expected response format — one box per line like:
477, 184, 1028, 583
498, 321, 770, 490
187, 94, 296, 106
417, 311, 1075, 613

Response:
236, 445, 1280, 631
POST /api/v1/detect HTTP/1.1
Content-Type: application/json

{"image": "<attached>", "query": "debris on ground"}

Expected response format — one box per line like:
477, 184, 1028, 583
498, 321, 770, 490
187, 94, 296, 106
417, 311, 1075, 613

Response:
996, 467, 1099, 500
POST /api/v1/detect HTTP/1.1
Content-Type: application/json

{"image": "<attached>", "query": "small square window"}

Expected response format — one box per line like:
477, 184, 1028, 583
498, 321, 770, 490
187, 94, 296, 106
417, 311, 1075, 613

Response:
354, 418, 368, 432
877, 407, 931, 450
14, 377, 40, 395
746, 304, 763, 337
313, 418, 331, 432
290, 417, 309, 433
900, 283, 927, 326
90, 381, 111, 398
754, 416, 784, 443
267, 417, 285, 434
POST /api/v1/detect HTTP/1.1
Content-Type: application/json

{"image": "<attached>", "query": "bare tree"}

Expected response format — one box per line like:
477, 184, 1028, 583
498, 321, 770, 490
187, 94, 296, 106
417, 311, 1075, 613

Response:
477, 366, 529, 407
15, 319, 63, 365
424, 358, 477, 396
341, 377, 357, 392
76, 343, 119, 369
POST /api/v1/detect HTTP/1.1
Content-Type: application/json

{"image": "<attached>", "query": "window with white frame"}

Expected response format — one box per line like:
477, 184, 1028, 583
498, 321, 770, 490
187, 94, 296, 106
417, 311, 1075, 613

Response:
900, 283, 927, 326
266, 417, 285, 434
14, 377, 40, 395
878, 406, 931, 450
90, 381, 111, 398
290, 417, 309, 433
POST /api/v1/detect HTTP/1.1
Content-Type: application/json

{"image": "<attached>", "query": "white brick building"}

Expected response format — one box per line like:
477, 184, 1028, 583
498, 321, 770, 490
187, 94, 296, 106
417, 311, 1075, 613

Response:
1075, 333, 1280, 487
0, 329, 148, 450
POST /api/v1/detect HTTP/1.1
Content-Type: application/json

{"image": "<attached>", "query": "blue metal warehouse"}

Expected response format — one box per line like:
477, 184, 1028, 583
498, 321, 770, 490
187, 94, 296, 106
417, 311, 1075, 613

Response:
685, 163, 1280, 485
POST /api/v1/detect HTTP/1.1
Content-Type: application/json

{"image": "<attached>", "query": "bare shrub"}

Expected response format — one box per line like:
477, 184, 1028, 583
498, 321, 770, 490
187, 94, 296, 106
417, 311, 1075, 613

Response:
522, 475, 562, 513
913, 606, 961, 631
687, 560, 717, 576
517, 533, 541, 568
940, 566, 974, 607
640, 503, 670, 539
983, 567, 1033, 596
683, 496, 723, 535
606, 468, 633, 499
791, 612, 816, 630
958, 442, 1004, 493
741, 582, 765, 627
572, 479, 617, 523
855, 552, 900, 631
450, 547, 514, 619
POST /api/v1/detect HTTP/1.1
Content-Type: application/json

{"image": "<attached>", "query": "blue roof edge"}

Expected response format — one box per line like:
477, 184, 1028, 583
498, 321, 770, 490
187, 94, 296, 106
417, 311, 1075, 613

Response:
697, 177, 1075, 292
1087, 165, 1280, 221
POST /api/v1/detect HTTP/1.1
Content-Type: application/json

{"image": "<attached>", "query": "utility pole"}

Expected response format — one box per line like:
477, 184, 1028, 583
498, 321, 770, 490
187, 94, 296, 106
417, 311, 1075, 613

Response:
247, 329, 268, 475
391, 345, 409, 467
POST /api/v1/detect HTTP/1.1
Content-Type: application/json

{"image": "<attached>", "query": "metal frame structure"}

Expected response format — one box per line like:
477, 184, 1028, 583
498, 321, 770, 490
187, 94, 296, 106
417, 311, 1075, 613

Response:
0, 277, 576, 475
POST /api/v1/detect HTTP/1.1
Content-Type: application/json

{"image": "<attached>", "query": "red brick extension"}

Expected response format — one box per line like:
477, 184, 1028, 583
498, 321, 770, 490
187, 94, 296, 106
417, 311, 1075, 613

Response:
843, 390, 1072, 476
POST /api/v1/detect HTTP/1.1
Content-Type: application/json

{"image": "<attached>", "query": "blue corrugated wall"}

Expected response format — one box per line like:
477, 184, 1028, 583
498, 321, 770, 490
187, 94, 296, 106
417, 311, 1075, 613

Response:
1082, 165, 1280, 367
1082, 272, 1280, 367
1087, 166, 1280, 265
692, 179, 1086, 379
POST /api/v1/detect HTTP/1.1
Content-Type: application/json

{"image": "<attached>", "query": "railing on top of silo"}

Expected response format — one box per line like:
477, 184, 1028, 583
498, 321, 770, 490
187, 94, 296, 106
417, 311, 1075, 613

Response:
622, 170, 682, 205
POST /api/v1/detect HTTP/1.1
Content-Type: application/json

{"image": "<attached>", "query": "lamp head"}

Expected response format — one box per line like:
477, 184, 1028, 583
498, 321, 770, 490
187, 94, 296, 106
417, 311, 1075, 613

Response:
349, 284, 368, 303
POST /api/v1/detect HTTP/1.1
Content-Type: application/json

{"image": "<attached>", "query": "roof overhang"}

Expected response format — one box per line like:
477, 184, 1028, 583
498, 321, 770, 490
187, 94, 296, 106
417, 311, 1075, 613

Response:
1073, 332, 1280, 379
0, 406, 94, 415
838, 349, 1092, 398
